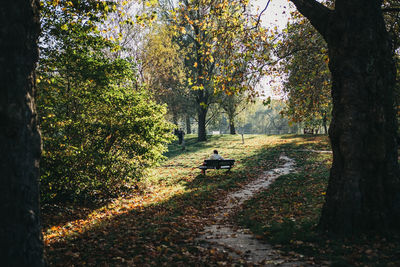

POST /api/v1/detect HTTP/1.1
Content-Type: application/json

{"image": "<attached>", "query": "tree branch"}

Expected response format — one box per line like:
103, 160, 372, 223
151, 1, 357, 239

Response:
251, 0, 271, 30
205, 108, 219, 126
289, 0, 333, 39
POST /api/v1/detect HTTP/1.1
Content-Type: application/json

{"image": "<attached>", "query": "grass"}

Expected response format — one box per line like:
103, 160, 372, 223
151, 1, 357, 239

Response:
41, 134, 400, 266
237, 137, 400, 266
42, 134, 288, 265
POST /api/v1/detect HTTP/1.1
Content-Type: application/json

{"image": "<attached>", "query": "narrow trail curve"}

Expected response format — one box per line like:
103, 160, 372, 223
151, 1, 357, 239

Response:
196, 155, 306, 266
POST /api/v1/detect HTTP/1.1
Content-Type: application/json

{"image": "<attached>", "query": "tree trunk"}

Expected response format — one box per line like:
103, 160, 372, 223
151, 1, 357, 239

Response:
291, 0, 400, 235
322, 114, 328, 134
0, 1, 44, 266
229, 121, 236, 135
197, 106, 207, 141
321, 2, 400, 234
186, 114, 191, 134
172, 111, 178, 126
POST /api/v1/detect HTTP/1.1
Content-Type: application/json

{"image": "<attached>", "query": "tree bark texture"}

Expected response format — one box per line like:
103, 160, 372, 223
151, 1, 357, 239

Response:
229, 121, 236, 135
291, 0, 400, 235
186, 114, 191, 134
0, 0, 44, 265
322, 114, 328, 134
197, 106, 207, 141
172, 111, 178, 126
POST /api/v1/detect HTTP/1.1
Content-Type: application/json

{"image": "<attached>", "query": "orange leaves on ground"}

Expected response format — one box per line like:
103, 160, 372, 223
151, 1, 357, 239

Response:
44, 135, 324, 266
44, 192, 155, 245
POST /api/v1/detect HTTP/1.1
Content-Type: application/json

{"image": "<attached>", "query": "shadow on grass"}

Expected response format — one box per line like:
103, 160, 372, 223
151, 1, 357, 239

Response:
41, 203, 103, 229
44, 136, 332, 266
45, 168, 254, 265
41, 195, 120, 230
237, 141, 400, 266
279, 134, 327, 139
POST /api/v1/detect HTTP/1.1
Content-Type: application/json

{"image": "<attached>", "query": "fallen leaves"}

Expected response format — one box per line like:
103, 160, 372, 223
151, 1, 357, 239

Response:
236, 136, 400, 266
42, 135, 400, 266
42, 135, 300, 265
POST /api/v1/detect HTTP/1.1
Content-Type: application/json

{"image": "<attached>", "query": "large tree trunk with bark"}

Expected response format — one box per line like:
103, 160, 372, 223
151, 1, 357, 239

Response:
322, 112, 328, 134
229, 121, 236, 135
291, 0, 400, 235
186, 114, 191, 134
197, 106, 207, 141
172, 111, 178, 126
0, 1, 44, 265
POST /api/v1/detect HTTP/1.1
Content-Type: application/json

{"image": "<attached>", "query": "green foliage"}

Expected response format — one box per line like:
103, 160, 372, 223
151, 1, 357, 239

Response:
38, 82, 174, 203
37, 0, 174, 203
217, 92, 249, 134
241, 100, 299, 134
168, 0, 270, 139
274, 14, 331, 130
141, 24, 195, 124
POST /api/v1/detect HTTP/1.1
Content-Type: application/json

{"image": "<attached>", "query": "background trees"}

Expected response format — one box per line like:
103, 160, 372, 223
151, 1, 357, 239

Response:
37, 0, 174, 203
141, 25, 195, 127
275, 14, 331, 134
218, 93, 249, 134
242, 100, 298, 134
171, 0, 270, 141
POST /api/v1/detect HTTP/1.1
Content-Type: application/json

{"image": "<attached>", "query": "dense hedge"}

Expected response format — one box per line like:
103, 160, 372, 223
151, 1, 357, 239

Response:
38, 81, 174, 203
37, 22, 174, 203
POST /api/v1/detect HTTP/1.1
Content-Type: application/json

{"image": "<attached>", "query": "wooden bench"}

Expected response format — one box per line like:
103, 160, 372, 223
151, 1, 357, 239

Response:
198, 159, 235, 174
303, 128, 314, 134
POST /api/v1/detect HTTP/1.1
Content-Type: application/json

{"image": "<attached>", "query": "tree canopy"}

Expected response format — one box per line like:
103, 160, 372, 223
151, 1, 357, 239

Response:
37, 0, 174, 203
275, 13, 331, 133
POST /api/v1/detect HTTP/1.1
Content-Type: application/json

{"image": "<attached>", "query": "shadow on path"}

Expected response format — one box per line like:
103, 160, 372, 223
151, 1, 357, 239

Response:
196, 155, 306, 266
44, 138, 326, 266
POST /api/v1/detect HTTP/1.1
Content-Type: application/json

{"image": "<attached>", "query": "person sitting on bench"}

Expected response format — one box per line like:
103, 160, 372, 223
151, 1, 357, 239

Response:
209, 150, 224, 160
199, 151, 234, 174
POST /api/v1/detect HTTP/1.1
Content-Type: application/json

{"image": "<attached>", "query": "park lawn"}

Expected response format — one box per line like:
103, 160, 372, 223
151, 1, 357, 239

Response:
237, 139, 400, 266
42, 134, 293, 266
42, 134, 400, 266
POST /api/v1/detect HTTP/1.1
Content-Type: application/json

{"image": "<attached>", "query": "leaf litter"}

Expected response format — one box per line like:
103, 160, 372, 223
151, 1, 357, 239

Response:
196, 154, 309, 266
41, 135, 339, 266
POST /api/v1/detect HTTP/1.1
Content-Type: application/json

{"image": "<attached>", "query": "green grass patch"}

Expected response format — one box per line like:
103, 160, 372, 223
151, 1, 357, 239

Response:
237, 139, 400, 266
43, 134, 400, 266
43, 134, 292, 266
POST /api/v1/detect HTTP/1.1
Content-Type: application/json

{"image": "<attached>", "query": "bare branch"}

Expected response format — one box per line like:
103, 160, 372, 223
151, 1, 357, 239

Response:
289, 0, 333, 39
251, 0, 271, 30
205, 108, 220, 126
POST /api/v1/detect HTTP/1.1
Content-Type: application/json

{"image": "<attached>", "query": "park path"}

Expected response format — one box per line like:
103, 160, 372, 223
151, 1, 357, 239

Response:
196, 154, 309, 266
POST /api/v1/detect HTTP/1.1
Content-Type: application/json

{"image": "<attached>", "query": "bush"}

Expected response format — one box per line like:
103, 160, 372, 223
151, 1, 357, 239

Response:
37, 56, 174, 203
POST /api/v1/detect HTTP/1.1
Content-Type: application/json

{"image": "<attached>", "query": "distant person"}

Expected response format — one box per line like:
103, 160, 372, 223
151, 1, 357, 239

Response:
209, 150, 224, 160
178, 129, 185, 145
